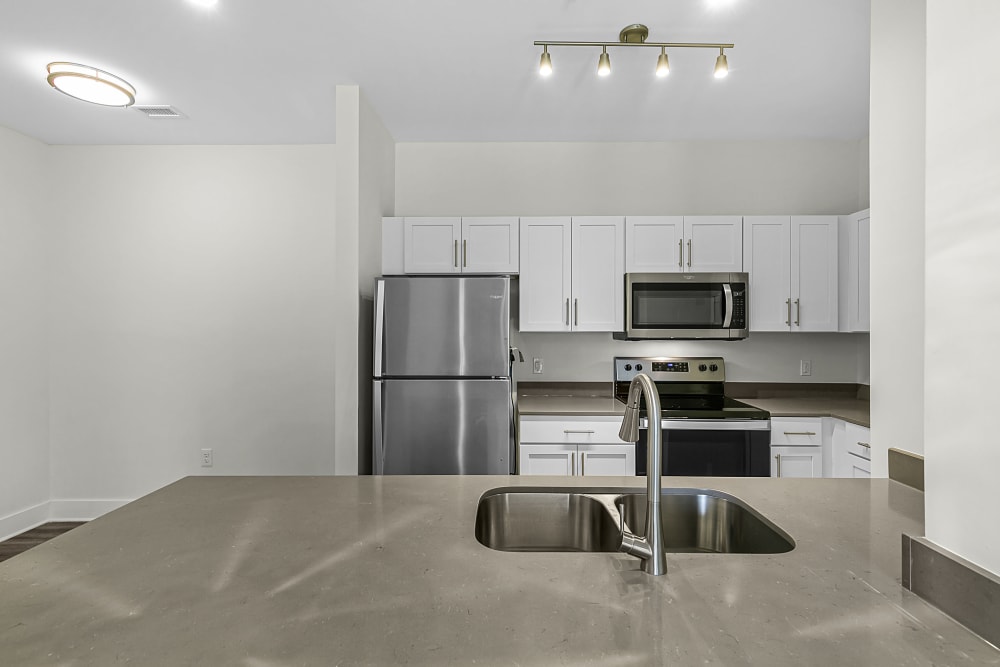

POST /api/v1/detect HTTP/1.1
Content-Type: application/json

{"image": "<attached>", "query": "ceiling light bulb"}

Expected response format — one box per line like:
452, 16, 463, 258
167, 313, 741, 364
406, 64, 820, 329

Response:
656, 50, 670, 78
539, 48, 552, 77
714, 52, 729, 78
46, 62, 136, 107
598, 48, 611, 77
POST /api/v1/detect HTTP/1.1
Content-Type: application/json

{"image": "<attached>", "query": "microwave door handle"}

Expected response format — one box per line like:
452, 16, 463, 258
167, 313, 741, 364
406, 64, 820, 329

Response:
722, 283, 734, 328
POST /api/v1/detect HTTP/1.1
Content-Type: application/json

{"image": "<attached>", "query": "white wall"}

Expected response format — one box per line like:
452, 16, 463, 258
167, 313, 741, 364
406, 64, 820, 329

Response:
870, 0, 926, 478
396, 140, 868, 216
46, 145, 338, 510
0, 127, 50, 538
924, 0, 1000, 575
398, 140, 870, 385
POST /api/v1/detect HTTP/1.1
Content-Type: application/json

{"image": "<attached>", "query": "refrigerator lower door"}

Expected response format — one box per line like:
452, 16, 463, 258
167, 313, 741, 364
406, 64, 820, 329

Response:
374, 378, 512, 475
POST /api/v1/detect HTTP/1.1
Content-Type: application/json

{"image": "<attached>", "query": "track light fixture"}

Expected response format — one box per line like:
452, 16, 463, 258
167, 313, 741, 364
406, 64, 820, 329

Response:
535, 24, 733, 80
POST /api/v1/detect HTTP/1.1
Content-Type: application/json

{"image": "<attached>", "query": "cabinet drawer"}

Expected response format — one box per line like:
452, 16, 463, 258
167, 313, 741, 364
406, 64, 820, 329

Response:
770, 418, 823, 446
519, 417, 623, 444
845, 422, 871, 460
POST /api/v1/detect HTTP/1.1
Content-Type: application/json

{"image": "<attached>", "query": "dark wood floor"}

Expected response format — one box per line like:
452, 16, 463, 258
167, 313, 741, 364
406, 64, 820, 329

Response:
0, 522, 86, 562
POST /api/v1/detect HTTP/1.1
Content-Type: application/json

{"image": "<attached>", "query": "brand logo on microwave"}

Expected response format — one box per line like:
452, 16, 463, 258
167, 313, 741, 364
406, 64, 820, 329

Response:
489, 294, 504, 300
682, 275, 694, 280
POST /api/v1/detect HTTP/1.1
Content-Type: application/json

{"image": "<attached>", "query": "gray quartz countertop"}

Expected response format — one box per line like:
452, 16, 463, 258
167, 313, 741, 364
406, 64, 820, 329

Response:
741, 397, 871, 427
1, 475, 996, 666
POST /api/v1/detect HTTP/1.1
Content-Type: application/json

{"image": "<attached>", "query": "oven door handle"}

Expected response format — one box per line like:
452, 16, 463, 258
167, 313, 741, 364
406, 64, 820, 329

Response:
722, 283, 734, 329
639, 418, 771, 431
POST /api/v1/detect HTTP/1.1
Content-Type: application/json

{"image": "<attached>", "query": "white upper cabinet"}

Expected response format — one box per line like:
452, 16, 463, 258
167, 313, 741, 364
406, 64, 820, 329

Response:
403, 217, 519, 274
625, 216, 684, 272
744, 215, 838, 332
458, 217, 520, 273
684, 216, 744, 272
625, 216, 742, 273
404, 217, 461, 273
571, 217, 625, 331
839, 209, 870, 332
519, 217, 572, 332
519, 216, 624, 332
792, 216, 839, 331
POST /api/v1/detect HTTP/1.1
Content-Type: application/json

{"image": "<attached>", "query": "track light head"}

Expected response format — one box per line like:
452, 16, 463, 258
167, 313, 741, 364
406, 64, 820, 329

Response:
598, 47, 611, 77
656, 49, 670, 78
714, 51, 729, 78
539, 47, 553, 77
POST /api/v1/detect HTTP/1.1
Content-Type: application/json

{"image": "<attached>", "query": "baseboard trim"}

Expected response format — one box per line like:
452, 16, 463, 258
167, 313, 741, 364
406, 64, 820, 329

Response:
48, 498, 133, 521
0, 502, 52, 542
903, 534, 1000, 648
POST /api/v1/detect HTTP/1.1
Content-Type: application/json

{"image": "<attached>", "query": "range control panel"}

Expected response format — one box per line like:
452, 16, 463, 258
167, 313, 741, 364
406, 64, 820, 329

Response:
614, 357, 726, 383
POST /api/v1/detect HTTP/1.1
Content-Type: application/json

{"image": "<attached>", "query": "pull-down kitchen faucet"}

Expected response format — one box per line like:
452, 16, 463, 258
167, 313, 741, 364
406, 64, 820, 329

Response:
617, 373, 667, 575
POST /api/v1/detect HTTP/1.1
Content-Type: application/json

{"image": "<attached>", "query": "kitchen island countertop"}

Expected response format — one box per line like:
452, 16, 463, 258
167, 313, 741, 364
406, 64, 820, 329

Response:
1, 475, 996, 665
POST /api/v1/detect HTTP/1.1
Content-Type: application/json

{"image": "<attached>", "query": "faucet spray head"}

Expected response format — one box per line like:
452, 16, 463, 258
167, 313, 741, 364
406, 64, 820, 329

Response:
619, 405, 639, 443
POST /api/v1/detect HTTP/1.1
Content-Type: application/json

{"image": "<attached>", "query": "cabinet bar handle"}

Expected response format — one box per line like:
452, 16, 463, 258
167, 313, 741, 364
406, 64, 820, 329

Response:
687, 239, 692, 268
581, 453, 586, 476
454, 240, 458, 268
783, 431, 817, 436
785, 298, 791, 326
571, 452, 575, 474
857, 441, 871, 449
775, 454, 782, 478
794, 298, 801, 326
563, 429, 595, 434
678, 239, 684, 268
565, 298, 570, 325
462, 239, 467, 267
574, 298, 579, 326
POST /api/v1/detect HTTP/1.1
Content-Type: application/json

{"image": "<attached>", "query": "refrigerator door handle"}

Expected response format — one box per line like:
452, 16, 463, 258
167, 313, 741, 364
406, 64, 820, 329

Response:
373, 380, 384, 474
374, 279, 385, 378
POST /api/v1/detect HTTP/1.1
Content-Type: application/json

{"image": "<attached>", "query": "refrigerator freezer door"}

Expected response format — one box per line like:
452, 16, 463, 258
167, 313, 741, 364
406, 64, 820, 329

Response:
375, 378, 513, 475
379, 276, 509, 378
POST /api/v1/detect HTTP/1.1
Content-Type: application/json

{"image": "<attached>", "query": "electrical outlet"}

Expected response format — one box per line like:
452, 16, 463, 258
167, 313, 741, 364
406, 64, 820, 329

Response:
799, 359, 812, 376
201, 448, 214, 467
532, 357, 544, 374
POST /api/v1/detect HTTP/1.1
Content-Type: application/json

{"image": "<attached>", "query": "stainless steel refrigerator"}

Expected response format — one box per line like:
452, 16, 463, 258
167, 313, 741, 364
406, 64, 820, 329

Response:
373, 275, 514, 475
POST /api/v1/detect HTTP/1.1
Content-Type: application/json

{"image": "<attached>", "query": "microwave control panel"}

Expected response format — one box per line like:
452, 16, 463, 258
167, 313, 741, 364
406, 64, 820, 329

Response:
731, 286, 746, 329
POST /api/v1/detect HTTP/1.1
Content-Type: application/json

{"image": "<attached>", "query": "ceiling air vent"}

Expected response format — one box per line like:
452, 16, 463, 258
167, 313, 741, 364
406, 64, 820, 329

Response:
134, 105, 185, 119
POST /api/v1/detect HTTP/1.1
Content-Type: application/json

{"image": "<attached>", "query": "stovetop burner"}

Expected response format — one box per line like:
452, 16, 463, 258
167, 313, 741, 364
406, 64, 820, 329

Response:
614, 356, 769, 421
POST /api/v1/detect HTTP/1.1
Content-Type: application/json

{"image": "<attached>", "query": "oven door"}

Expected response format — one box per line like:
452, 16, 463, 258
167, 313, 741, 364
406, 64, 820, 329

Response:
636, 420, 771, 477
623, 272, 748, 340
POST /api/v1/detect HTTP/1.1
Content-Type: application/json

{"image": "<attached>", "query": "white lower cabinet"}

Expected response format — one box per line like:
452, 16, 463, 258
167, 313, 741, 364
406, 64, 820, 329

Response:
518, 416, 635, 476
770, 417, 825, 478
832, 420, 872, 478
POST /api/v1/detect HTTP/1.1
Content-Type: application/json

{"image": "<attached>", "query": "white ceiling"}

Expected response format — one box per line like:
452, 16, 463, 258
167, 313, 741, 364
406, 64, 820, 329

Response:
0, 0, 870, 145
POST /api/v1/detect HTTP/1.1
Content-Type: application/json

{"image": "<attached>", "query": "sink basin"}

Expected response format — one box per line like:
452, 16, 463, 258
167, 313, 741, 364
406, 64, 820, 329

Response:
475, 487, 794, 554
474, 490, 622, 552
615, 489, 795, 554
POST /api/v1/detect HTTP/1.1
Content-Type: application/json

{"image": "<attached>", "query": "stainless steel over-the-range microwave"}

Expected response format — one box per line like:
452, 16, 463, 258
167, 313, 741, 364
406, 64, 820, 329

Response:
615, 272, 750, 341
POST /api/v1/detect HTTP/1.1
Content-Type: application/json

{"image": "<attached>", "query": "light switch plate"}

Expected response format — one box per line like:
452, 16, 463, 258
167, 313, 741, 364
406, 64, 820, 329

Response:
532, 358, 543, 374
800, 359, 812, 376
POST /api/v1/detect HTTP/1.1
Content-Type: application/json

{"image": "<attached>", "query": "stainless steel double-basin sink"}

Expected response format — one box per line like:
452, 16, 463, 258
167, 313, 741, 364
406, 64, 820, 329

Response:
475, 487, 794, 555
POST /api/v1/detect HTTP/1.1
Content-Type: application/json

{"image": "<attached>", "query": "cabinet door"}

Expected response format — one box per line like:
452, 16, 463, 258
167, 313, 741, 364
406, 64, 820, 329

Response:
683, 216, 743, 273
519, 444, 576, 475
403, 217, 461, 274
461, 217, 519, 274
856, 216, 870, 331
848, 453, 872, 478
579, 444, 635, 476
519, 218, 571, 332
571, 217, 625, 332
625, 216, 683, 273
743, 216, 792, 332
791, 216, 839, 331
771, 446, 823, 478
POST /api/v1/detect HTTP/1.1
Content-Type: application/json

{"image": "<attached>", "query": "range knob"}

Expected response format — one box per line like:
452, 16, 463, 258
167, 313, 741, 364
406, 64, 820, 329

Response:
624, 364, 632, 371
698, 364, 708, 372
635, 364, 643, 371
709, 363, 719, 372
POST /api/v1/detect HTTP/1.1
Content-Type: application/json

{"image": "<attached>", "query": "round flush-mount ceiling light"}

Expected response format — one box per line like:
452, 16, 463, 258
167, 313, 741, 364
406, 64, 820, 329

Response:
46, 62, 136, 107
